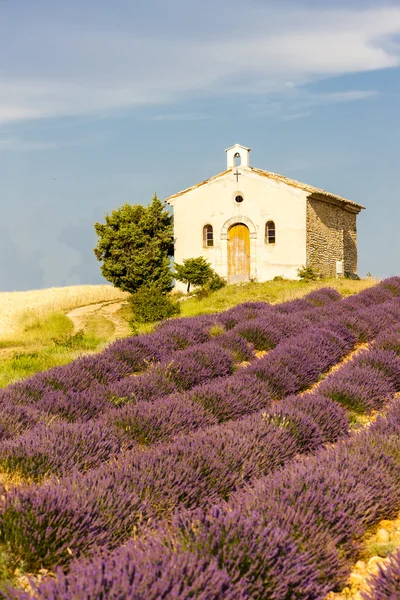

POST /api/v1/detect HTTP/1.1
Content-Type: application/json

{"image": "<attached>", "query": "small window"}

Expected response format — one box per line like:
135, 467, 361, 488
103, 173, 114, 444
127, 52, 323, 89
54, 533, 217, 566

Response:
203, 224, 214, 247
235, 195, 244, 203
265, 221, 276, 244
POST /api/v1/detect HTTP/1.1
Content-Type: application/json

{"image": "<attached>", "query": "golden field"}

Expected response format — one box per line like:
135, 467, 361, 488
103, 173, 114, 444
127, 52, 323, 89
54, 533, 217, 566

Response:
0, 285, 129, 339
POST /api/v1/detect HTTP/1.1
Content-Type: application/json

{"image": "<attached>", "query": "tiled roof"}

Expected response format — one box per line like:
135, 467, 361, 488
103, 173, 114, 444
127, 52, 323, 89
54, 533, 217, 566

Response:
164, 167, 365, 211
250, 167, 365, 210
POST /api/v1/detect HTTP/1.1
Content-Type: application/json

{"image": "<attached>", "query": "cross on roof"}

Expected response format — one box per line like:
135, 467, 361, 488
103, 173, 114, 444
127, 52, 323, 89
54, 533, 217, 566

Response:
234, 169, 241, 183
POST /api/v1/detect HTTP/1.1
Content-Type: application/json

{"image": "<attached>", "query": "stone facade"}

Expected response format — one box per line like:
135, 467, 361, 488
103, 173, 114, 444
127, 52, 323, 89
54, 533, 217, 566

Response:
306, 196, 358, 277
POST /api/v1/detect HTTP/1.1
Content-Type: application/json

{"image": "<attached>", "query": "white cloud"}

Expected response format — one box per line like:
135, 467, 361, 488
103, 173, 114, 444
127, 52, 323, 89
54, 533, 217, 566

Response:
307, 90, 379, 104
0, 136, 84, 152
281, 112, 312, 121
248, 88, 379, 120
0, 3, 399, 123
152, 113, 210, 121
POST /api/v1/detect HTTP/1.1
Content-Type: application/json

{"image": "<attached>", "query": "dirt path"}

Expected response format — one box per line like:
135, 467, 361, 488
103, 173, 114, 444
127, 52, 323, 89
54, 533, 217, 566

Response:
66, 300, 130, 339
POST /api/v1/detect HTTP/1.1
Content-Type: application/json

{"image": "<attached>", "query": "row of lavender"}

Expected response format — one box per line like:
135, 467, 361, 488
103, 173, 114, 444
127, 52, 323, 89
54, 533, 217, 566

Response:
0, 282, 396, 439
2, 283, 400, 483
0, 282, 396, 576
0, 282, 397, 444
3, 297, 400, 583
11, 327, 400, 599
1, 286, 341, 403
0, 281, 393, 417
0, 288, 345, 441
0, 323, 353, 482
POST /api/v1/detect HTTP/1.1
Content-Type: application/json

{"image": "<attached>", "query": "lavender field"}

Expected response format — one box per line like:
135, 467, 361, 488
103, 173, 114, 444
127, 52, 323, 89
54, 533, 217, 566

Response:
2, 279, 400, 598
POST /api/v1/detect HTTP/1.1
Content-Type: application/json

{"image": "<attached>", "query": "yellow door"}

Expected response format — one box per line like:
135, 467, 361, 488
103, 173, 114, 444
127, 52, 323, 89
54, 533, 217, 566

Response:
228, 223, 250, 283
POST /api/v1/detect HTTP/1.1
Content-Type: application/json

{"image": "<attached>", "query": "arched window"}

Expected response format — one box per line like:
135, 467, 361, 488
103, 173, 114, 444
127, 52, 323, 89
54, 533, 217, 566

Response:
203, 224, 214, 247
234, 152, 241, 167
265, 221, 276, 244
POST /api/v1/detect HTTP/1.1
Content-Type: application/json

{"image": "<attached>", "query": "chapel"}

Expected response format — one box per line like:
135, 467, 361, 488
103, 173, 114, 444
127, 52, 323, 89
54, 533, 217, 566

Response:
165, 144, 364, 288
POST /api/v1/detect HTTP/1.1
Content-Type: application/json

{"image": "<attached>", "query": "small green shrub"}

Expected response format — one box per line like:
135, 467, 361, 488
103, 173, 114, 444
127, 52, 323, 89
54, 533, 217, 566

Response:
174, 257, 214, 293
52, 330, 101, 351
206, 271, 226, 291
209, 324, 224, 337
297, 266, 318, 281
53, 330, 86, 349
128, 285, 181, 324
194, 270, 226, 299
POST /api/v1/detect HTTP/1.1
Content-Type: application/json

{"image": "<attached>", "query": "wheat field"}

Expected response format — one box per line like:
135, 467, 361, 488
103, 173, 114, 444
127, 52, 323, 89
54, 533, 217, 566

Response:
0, 285, 129, 338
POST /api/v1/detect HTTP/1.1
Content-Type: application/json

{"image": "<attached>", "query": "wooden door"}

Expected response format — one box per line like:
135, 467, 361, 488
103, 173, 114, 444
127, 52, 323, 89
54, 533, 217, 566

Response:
228, 223, 250, 283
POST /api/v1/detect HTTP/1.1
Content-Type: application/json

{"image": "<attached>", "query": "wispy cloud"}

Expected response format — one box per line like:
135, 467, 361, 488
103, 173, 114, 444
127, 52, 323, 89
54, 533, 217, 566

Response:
249, 88, 379, 120
0, 136, 84, 152
306, 90, 379, 105
281, 112, 312, 121
0, 2, 398, 123
152, 113, 210, 121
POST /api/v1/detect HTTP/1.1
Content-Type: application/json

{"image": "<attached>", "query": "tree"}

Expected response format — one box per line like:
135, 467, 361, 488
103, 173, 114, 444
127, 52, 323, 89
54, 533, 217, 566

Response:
174, 257, 213, 293
128, 283, 180, 324
94, 195, 174, 293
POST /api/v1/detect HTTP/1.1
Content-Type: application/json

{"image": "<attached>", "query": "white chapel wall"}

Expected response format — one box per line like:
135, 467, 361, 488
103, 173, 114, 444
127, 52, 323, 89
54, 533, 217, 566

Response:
170, 168, 308, 290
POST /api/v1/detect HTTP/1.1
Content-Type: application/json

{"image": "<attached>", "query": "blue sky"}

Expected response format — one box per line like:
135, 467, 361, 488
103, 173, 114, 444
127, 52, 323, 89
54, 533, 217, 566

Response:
0, 0, 399, 290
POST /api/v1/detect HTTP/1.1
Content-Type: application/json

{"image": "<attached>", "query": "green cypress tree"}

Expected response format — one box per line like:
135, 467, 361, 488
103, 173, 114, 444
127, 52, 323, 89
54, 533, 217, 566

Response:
94, 194, 174, 293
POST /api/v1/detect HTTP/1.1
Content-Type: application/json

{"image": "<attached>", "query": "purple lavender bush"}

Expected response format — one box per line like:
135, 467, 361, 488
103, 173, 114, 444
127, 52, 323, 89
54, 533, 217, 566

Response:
107, 368, 179, 406
108, 341, 234, 405
0, 421, 122, 480
0, 412, 305, 570
287, 394, 350, 443
149, 320, 211, 353
148, 415, 400, 598
352, 348, 400, 388
381, 276, 400, 296
233, 314, 300, 351
211, 331, 255, 362
6, 540, 248, 600
318, 364, 396, 413
262, 402, 325, 453
376, 327, 400, 356
246, 326, 348, 398
187, 374, 272, 422
108, 394, 218, 446
100, 334, 164, 372
33, 385, 110, 422
215, 301, 271, 330
158, 506, 327, 600
0, 405, 42, 441
304, 287, 342, 307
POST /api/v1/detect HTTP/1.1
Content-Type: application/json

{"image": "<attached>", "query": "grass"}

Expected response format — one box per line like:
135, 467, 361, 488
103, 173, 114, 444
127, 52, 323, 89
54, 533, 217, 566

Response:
0, 311, 107, 387
83, 314, 116, 339
177, 277, 377, 318
0, 278, 378, 387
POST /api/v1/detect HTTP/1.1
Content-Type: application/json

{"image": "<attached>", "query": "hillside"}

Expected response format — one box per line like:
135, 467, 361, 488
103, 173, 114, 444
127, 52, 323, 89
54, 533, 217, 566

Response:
0, 278, 375, 387
0, 278, 400, 598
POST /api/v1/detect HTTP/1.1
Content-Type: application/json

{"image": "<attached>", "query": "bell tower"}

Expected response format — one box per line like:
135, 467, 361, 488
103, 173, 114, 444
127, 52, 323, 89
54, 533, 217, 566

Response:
225, 143, 251, 169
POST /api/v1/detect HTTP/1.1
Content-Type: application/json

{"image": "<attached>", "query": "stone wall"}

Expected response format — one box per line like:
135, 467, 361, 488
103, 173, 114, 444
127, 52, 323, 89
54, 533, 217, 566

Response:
306, 197, 358, 277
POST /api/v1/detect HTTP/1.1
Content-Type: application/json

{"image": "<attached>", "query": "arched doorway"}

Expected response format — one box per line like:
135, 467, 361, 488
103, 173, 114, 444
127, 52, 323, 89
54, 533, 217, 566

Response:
228, 223, 250, 283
